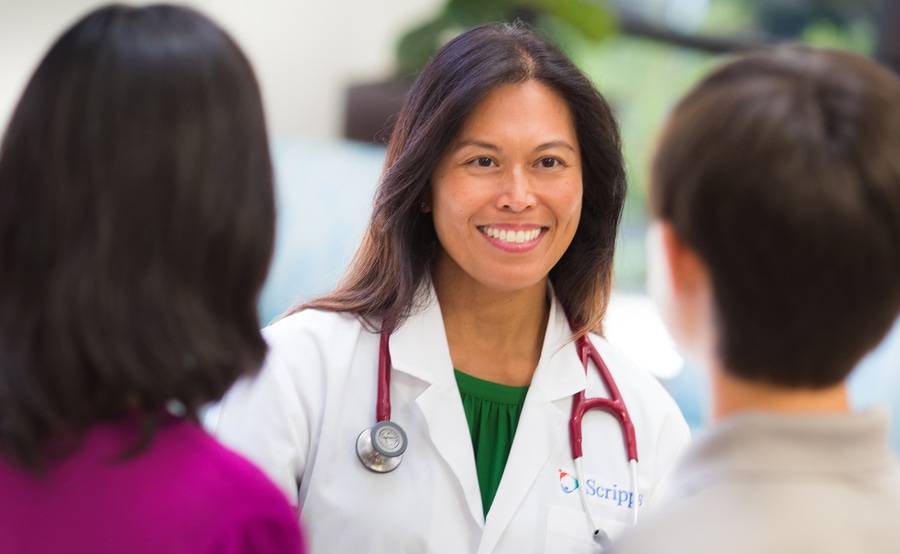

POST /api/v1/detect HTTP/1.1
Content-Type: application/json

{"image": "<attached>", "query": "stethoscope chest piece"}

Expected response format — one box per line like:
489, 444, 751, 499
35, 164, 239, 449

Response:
356, 420, 408, 473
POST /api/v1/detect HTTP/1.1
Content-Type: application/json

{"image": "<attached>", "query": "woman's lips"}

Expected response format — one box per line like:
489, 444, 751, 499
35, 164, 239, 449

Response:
477, 224, 548, 253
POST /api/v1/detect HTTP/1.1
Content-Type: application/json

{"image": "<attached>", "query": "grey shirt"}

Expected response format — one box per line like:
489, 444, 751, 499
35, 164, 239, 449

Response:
613, 410, 900, 554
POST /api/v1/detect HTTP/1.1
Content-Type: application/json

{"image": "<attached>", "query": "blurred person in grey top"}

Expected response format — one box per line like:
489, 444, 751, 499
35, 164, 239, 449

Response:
614, 45, 900, 554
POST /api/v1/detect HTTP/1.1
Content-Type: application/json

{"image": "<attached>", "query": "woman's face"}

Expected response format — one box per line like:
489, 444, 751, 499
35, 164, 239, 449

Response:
431, 80, 582, 293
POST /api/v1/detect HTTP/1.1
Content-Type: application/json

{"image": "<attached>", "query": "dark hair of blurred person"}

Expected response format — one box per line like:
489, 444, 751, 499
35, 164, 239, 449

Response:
300, 23, 625, 336
0, 5, 303, 553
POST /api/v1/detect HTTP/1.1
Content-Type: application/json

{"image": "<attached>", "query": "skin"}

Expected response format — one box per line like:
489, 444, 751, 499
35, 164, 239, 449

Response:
646, 221, 850, 420
430, 80, 583, 386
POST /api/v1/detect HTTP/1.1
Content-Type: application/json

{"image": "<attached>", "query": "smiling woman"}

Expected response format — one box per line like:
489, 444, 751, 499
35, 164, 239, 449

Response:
431, 80, 583, 297
295, 24, 626, 338
210, 23, 690, 554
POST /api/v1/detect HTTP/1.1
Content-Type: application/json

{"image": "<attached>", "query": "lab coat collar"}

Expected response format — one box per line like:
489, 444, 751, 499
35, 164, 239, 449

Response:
389, 282, 588, 399
389, 282, 591, 546
528, 290, 588, 403
389, 284, 483, 527
388, 285, 456, 387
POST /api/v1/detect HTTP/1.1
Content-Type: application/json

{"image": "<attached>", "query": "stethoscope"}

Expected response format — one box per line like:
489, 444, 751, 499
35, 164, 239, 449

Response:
356, 318, 640, 547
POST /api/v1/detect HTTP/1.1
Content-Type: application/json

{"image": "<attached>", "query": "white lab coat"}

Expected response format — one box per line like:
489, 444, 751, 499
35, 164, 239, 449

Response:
210, 288, 690, 554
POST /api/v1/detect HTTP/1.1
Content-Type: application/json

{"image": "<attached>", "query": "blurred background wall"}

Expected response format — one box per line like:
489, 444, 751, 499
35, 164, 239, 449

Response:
0, 0, 443, 136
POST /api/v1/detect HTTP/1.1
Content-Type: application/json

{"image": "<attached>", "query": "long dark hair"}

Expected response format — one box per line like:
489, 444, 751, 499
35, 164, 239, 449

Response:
302, 23, 626, 335
0, 4, 274, 469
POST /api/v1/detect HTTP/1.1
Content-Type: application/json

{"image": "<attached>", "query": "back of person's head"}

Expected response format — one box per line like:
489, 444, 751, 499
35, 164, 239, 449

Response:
0, 4, 274, 469
651, 46, 900, 389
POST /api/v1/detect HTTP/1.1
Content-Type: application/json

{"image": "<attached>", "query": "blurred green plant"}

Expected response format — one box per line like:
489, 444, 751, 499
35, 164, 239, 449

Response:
698, 0, 756, 35
572, 35, 717, 288
802, 19, 875, 53
395, 0, 618, 76
752, 0, 878, 39
558, 0, 876, 288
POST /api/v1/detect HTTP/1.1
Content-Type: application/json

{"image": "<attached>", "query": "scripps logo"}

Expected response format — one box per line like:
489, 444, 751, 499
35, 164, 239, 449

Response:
557, 468, 644, 509
558, 469, 579, 493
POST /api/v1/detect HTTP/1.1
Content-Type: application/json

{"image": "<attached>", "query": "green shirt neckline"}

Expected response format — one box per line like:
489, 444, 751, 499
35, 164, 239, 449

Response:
454, 369, 529, 518
454, 369, 529, 404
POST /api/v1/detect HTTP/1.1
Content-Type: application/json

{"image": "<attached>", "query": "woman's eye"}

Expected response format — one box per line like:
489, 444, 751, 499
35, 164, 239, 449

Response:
473, 157, 495, 168
539, 157, 561, 168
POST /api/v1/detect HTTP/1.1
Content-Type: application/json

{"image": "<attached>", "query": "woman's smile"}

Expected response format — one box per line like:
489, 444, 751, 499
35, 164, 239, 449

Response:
476, 224, 548, 253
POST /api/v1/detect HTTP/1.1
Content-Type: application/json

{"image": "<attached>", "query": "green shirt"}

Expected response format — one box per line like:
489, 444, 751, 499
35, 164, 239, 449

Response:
454, 369, 529, 517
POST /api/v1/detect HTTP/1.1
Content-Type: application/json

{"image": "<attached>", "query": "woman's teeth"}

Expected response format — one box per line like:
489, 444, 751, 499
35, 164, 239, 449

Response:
479, 226, 542, 244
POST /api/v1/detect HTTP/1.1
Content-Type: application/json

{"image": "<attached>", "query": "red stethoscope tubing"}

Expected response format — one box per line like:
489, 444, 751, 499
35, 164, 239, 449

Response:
570, 333, 639, 462
376, 328, 393, 423
375, 322, 639, 464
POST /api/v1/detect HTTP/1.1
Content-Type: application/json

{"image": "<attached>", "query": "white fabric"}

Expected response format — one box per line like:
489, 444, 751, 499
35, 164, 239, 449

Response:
209, 288, 690, 554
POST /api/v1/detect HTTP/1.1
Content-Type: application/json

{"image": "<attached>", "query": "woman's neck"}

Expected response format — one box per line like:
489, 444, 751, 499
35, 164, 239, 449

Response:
432, 253, 549, 386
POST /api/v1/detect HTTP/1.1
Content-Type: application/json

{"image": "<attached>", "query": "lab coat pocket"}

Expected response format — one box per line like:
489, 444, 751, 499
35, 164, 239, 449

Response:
544, 505, 627, 554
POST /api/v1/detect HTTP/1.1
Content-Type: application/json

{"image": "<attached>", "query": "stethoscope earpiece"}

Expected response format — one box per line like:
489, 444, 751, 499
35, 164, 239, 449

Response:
356, 420, 408, 473
593, 529, 612, 550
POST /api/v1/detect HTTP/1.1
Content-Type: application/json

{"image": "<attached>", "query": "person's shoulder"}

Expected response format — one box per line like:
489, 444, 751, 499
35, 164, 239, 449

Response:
612, 511, 705, 554
264, 307, 363, 340
0, 421, 303, 554
263, 308, 364, 352
230, 308, 370, 403
195, 439, 304, 553
169, 422, 303, 549
203, 510, 304, 553
157, 421, 289, 504
611, 493, 736, 554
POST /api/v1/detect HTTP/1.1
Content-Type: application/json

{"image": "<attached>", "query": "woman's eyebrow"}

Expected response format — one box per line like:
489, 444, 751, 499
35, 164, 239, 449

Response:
454, 139, 501, 152
533, 140, 576, 153
452, 139, 576, 153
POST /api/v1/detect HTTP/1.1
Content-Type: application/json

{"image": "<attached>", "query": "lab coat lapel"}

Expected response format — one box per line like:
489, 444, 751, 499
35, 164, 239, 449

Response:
477, 297, 587, 554
390, 288, 485, 528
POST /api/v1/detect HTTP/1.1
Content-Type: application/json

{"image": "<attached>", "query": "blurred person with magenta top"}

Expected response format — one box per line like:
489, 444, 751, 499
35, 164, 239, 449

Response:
211, 23, 689, 554
0, 5, 304, 553
613, 46, 900, 553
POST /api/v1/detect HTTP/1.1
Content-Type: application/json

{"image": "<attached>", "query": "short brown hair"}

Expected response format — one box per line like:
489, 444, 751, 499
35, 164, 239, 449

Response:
651, 46, 900, 388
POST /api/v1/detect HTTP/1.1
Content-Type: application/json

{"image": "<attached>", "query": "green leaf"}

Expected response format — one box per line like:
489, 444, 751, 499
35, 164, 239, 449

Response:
529, 0, 616, 41
395, 14, 453, 76
445, 0, 512, 26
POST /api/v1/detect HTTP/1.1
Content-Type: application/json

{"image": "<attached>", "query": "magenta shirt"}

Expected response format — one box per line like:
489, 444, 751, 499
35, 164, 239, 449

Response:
0, 418, 304, 554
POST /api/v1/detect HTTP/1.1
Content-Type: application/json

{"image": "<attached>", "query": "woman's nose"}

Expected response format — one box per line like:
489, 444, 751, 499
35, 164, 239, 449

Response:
497, 166, 535, 212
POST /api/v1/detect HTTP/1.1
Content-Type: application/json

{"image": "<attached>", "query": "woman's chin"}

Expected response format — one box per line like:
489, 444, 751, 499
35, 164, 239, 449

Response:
467, 270, 550, 295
